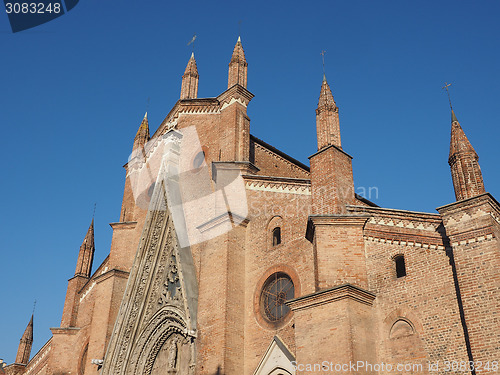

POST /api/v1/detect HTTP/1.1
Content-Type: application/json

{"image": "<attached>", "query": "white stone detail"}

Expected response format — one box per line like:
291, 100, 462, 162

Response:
221, 97, 247, 110
80, 281, 96, 302
25, 343, 51, 374
253, 337, 295, 375
246, 181, 311, 196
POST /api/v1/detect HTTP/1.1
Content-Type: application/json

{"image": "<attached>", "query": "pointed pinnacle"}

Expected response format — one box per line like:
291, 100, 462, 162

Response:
184, 53, 199, 76
230, 37, 246, 64
318, 77, 336, 108
144, 111, 148, 120
237, 35, 241, 43
451, 109, 458, 123
449, 117, 477, 159
323, 73, 327, 82
82, 219, 95, 247
22, 315, 33, 341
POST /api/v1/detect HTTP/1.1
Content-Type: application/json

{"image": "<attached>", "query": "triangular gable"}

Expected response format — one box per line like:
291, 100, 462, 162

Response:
102, 130, 198, 375
254, 336, 296, 375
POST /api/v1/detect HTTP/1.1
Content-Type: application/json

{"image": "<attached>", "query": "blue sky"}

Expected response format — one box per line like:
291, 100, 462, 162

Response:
1, 0, 499, 363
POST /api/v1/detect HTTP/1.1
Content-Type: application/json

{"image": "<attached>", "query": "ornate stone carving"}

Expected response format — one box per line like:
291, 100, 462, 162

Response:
101, 136, 198, 375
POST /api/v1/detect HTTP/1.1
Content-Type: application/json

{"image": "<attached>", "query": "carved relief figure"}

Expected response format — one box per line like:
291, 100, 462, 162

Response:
167, 336, 179, 369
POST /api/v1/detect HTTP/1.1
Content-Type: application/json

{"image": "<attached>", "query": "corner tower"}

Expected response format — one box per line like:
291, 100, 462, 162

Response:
448, 110, 486, 201
309, 75, 354, 215
60, 219, 95, 327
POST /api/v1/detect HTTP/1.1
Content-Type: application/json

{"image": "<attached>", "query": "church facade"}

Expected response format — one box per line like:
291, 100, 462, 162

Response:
4, 38, 500, 375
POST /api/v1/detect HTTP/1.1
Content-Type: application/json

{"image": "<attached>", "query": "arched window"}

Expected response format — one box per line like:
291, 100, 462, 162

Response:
394, 255, 406, 278
272, 227, 281, 246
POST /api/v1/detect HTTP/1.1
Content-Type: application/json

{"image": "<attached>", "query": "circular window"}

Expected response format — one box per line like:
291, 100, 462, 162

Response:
261, 273, 294, 322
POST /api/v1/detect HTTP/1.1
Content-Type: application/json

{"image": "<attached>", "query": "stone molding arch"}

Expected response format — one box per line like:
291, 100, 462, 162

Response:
383, 308, 423, 337
268, 367, 293, 375
127, 306, 194, 375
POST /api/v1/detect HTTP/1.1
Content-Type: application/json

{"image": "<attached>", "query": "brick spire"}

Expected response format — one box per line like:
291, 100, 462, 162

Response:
15, 315, 33, 364
228, 36, 248, 89
315, 75, 341, 150
448, 110, 485, 201
74, 219, 95, 278
180, 52, 199, 99
132, 112, 150, 151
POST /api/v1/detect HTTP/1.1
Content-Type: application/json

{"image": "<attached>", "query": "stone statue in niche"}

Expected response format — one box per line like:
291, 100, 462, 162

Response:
150, 334, 194, 375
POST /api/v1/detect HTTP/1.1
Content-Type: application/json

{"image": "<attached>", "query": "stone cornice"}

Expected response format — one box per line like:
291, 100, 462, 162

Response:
306, 215, 370, 242
245, 175, 311, 196
196, 212, 249, 233
155, 98, 220, 138
109, 221, 138, 230
94, 269, 130, 284
50, 327, 80, 335
364, 233, 446, 251
347, 205, 442, 223
287, 284, 376, 311
308, 143, 353, 160
437, 193, 500, 230
437, 193, 500, 216
446, 227, 496, 247
308, 214, 370, 226
217, 84, 254, 108
212, 161, 260, 180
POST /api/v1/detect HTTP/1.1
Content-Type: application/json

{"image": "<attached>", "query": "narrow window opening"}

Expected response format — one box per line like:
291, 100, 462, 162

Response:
395, 255, 406, 278
272, 227, 281, 246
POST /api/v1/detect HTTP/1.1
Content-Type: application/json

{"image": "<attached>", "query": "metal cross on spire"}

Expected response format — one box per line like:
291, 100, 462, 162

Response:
92, 203, 96, 220
320, 50, 326, 77
442, 82, 453, 110
187, 34, 197, 53
32, 300, 37, 316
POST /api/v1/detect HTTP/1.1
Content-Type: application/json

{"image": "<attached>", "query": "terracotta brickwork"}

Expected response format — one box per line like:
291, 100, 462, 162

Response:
6, 39, 499, 375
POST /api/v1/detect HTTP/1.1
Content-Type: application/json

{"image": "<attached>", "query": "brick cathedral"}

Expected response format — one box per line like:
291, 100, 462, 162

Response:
3, 38, 499, 375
